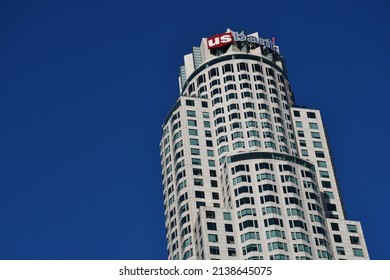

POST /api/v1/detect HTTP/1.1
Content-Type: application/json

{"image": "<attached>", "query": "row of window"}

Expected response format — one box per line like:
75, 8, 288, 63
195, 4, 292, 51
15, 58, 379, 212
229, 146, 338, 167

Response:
203, 85, 286, 100
180, 239, 364, 259
297, 130, 321, 139
208, 234, 235, 244
336, 247, 364, 257
299, 140, 323, 148
209, 229, 331, 252
189, 62, 285, 93
333, 234, 360, 245
194, 62, 282, 87
172, 130, 292, 158
209, 246, 237, 257
293, 110, 317, 119
231, 163, 300, 174
233, 190, 325, 215
207, 222, 233, 232
331, 223, 358, 233
295, 121, 319, 130
211, 100, 288, 120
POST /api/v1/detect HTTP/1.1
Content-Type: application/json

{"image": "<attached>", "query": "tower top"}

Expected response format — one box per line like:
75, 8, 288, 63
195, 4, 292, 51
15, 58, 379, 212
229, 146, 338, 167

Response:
179, 29, 283, 93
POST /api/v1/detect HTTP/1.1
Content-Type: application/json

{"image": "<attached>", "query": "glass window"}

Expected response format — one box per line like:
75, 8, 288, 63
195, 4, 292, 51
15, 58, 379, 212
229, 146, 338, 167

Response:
230, 122, 242, 130
347, 224, 358, 233
225, 224, 233, 232
249, 140, 261, 147
319, 170, 329, 178
191, 148, 200, 155
350, 236, 360, 245
193, 168, 202, 176
209, 246, 220, 255
228, 248, 236, 256
226, 235, 235, 244
324, 191, 334, 199
208, 234, 218, 242
204, 121, 211, 128
353, 248, 364, 257
331, 223, 339, 231
293, 111, 300, 117
336, 246, 345, 255
187, 110, 196, 117
309, 122, 319, 129
190, 138, 199, 146
317, 161, 327, 168
315, 151, 325, 158
194, 178, 203, 186
188, 120, 197, 126
237, 62, 248, 71
208, 68, 219, 79
233, 131, 244, 139
334, 234, 342, 243
186, 100, 195, 106
307, 112, 316, 118
202, 101, 208, 108
218, 145, 229, 155
295, 121, 302, 128
233, 141, 245, 149
195, 191, 205, 198
313, 141, 323, 148
207, 150, 214, 157
183, 249, 193, 260
208, 160, 215, 167
223, 74, 235, 82
206, 140, 213, 147
301, 149, 308, 156
189, 129, 198, 136
196, 201, 206, 209
311, 132, 321, 139
252, 64, 263, 73
223, 212, 232, 220
192, 158, 201, 165
207, 222, 217, 230
204, 131, 212, 138
206, 210, 215, 218
327, 203, 337, 211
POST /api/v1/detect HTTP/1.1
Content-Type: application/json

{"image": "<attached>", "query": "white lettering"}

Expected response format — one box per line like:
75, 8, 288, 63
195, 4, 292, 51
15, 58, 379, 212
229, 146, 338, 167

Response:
207, 31, 279, 53
220, 34, 233, 44
208, 37, 220, 48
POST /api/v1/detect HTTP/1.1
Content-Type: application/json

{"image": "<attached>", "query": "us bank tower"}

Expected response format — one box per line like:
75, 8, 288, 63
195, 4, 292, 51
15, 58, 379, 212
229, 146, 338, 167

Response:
159, 29, 369, 260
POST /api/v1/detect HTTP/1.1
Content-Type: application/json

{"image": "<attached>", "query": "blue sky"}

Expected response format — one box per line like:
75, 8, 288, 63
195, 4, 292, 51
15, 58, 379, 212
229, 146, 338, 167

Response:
0, 0, 389, 259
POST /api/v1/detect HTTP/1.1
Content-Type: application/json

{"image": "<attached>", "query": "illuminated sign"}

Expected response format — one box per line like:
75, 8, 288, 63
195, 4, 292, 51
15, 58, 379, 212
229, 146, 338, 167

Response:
207, 31, 278, 53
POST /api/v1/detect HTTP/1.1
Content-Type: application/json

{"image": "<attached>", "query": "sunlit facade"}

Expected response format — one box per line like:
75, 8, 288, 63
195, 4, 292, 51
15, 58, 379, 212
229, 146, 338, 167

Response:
160, 29, 369, 260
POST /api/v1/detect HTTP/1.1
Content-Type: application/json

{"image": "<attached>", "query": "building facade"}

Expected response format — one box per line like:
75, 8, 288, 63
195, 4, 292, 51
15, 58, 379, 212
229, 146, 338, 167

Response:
159, 29, 369, 260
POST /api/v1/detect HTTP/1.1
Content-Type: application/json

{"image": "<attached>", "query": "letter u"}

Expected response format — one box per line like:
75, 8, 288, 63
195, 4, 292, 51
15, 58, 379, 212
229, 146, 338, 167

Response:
208, 37, 220, 47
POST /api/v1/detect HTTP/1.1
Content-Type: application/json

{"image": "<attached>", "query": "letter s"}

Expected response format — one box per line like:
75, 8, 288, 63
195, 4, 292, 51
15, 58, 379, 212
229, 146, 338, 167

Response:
220, 34, 232, 43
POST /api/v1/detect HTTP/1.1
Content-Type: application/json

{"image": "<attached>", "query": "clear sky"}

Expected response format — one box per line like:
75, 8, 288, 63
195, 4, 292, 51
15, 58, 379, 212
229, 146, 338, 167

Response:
0, 0, 389, 260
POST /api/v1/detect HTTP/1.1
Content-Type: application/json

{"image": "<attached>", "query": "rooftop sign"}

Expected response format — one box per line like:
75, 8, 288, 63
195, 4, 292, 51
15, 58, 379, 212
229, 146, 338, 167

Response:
207, 31, 279, 53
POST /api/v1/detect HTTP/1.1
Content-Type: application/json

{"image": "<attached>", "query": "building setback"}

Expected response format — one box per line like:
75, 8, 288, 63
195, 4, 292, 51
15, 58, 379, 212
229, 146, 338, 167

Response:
159, 29, 369, 260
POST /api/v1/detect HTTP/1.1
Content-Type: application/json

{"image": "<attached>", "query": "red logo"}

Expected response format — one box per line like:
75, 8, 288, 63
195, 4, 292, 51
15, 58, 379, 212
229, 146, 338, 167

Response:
207, 32, 233, 49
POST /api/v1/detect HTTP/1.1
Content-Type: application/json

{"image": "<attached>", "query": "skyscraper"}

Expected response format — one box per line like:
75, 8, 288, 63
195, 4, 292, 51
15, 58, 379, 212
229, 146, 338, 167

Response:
159, 29, 369, 260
